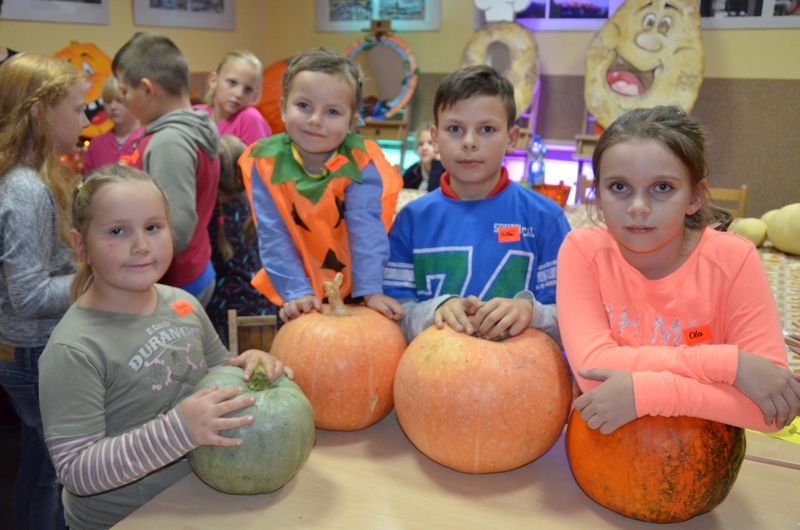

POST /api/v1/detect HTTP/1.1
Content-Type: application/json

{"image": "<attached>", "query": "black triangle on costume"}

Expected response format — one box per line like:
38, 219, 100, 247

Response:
321, 249, 346, 272
291, 203, 311, 231
333, 196, 345, 228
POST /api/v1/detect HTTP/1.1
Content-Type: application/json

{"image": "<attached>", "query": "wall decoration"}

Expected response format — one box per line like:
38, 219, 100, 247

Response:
316, 0, 440, 32
133, 0, 235, 30
0, 0, 109, 25
512, 0, 800, 30
584, 0, 704, 128
54, 41, 114, 138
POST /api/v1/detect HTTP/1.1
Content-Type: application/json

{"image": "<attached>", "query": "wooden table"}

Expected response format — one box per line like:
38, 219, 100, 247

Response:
114, 411, 799, 530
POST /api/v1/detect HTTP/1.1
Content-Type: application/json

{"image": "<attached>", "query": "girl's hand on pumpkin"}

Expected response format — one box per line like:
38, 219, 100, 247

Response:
180, 385, 255, 447
574, 369, 636, 434
734, 350, 800, 429
230, 350, 294, 382
280, 295, 322, 322
434, 296, 480, 335
364, 293, 406, 320
471, 297, 532, 340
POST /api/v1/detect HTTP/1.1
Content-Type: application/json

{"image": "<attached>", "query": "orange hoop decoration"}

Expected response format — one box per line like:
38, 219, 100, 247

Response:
344, 35, 418, 119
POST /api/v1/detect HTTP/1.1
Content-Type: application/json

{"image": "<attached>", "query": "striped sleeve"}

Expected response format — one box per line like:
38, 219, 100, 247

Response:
46, 407, 197, 496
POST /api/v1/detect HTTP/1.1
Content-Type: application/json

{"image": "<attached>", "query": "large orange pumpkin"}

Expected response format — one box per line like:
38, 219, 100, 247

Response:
254, 58, 290, 135
566, 412, 746, 523
394, 326, 571, 473
269, 274, 406, 431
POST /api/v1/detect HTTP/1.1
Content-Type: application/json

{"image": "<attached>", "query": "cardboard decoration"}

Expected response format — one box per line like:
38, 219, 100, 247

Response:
54, 41, 113, 138
585, 0, 704, 128
461, 21, 539, 119
255, 58, 291, 135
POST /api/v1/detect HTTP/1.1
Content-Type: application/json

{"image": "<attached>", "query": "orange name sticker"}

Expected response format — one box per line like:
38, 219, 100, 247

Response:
325, 153, 349, 173
171, 300, 195, 318
498, 225, 521, 243
683, 324, 713, 346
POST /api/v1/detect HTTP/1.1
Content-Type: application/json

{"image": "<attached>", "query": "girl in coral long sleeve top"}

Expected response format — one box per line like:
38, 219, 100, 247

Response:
557, 106, 800, 434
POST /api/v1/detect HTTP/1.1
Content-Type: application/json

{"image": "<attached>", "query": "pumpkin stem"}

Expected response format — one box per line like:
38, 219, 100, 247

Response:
247, 361, 270, 392
323, 272, 349, 316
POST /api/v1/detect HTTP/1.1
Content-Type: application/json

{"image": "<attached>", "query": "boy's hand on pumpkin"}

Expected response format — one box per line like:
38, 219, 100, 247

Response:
470, 297, 532, 340
230, 349, 294, 382
180, 385, 255, 447
434, 296, 480, 335
574, 369, 636, 434
364, 293, 406, 320
734, 350, 800, 429
280, 295, 322, 322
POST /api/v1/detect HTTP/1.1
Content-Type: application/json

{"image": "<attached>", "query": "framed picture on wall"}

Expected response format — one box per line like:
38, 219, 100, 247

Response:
133, 0, 235, 30
0, 0, 109, 25
316, 0, 441, 32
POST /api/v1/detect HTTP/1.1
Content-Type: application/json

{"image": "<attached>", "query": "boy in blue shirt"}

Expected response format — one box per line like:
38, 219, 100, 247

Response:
383, 65, 570, 343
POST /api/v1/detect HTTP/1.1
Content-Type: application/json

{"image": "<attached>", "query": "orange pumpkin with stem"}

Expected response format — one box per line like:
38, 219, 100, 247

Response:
269, 273, 407, 430
566, 412, 746, 523
394, 326, 571, 473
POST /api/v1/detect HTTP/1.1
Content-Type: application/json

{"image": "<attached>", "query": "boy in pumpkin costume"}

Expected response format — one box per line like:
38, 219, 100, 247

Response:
383, 66, 571, 343
240, 50, 404, 322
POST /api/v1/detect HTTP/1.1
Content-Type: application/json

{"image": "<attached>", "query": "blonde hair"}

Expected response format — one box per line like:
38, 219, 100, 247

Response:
70, 164, 170, 301
0, 53, 86, 241
101, 75, 123, 103
205, 50, 263, 106
414, 122, 434, 147
214, 135, 253, 262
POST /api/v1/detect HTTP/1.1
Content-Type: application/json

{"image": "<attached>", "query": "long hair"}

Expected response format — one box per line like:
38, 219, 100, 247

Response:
205, 49, 263, 106
591, 105, 731, 230
0, 53, 86, 240
70, 164, 170, 302
214, 135, 253, 262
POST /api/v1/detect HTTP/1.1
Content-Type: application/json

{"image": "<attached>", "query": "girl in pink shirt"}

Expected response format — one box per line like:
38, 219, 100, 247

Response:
557, 106, 800, 434
82, 76, 143, 175
198, 50, 272, 146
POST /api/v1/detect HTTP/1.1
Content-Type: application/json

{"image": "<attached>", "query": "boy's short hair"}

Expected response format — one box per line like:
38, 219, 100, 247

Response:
112, 32, 189, 97
282, 48, 363, 116
433, 65, 516, 130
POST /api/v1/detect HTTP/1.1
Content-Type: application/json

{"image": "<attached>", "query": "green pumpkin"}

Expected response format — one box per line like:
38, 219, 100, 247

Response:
188, 364, 315, 494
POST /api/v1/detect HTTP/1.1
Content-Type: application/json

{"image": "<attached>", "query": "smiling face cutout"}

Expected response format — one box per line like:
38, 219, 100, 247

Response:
54, 41, 113, 138
585, 0, 703, 128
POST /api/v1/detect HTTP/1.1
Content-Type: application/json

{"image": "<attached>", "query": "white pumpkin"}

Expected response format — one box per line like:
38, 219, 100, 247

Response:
731, 218, 768, 247
766, 203, 800, 255
760, 209, 779, 226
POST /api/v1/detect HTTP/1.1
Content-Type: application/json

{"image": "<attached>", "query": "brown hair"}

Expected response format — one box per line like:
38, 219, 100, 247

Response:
205, 49, 263, 106
214, 135, 253, 262
70, 164, 170, 301
0, 53, 86, 241
282, 49, 363, 117
112, 32, 189, 97
433, 65, 517, 130
591, 105, 730, 230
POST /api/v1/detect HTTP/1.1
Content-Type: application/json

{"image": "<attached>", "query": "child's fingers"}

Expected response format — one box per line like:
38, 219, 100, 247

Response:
215, 414, 254, 433
283, 365, 294, 380
207, 434, 244, 447
446, 310, 474, 335
579, 368, 611, 382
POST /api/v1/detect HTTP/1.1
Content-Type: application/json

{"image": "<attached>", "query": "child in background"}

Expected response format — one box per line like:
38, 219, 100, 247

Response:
39, 164, 291, 530
207, 135, 279, 345
0, 52, 88, 530
240, 49, 404, 322
82, 75, 143, 175
199, 50, 271, 146
557, 105, 800, 435
383, 65, 570, 343
402, 122, 444, 192
112, 32, 220, 305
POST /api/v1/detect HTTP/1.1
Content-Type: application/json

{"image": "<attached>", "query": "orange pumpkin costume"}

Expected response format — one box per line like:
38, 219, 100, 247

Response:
240, 133, 401, 306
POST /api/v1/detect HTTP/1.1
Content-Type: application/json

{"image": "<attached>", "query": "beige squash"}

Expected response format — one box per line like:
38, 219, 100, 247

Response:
766, 203, 800, 255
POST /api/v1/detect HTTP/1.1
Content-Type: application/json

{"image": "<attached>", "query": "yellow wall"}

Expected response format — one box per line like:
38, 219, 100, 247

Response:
1, 0, 798, 79
0, 0, 268, 72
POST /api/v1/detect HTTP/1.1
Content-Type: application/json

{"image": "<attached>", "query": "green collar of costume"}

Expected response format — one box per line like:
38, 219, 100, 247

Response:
250, 132, 366, 204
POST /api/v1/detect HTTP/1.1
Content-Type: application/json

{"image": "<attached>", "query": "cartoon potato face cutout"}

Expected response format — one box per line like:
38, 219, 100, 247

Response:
54, 42, 113, 138
585, 0, 704, 128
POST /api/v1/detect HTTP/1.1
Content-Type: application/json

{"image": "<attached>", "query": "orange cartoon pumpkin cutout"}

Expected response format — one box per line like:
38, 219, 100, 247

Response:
585, 0, 704, 128
54, 42, 113, 138
254, 58, 291, 135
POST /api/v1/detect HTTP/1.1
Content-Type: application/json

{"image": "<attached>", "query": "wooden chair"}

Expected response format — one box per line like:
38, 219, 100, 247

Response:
578, 177, 596, 204
227, 310, 278, 355
709, 184, 748, 218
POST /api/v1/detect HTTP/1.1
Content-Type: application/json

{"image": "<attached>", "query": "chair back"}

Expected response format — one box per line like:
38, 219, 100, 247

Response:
227, 310, 278, 355
579, 178, 596, 204
709, 184, 748, 218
